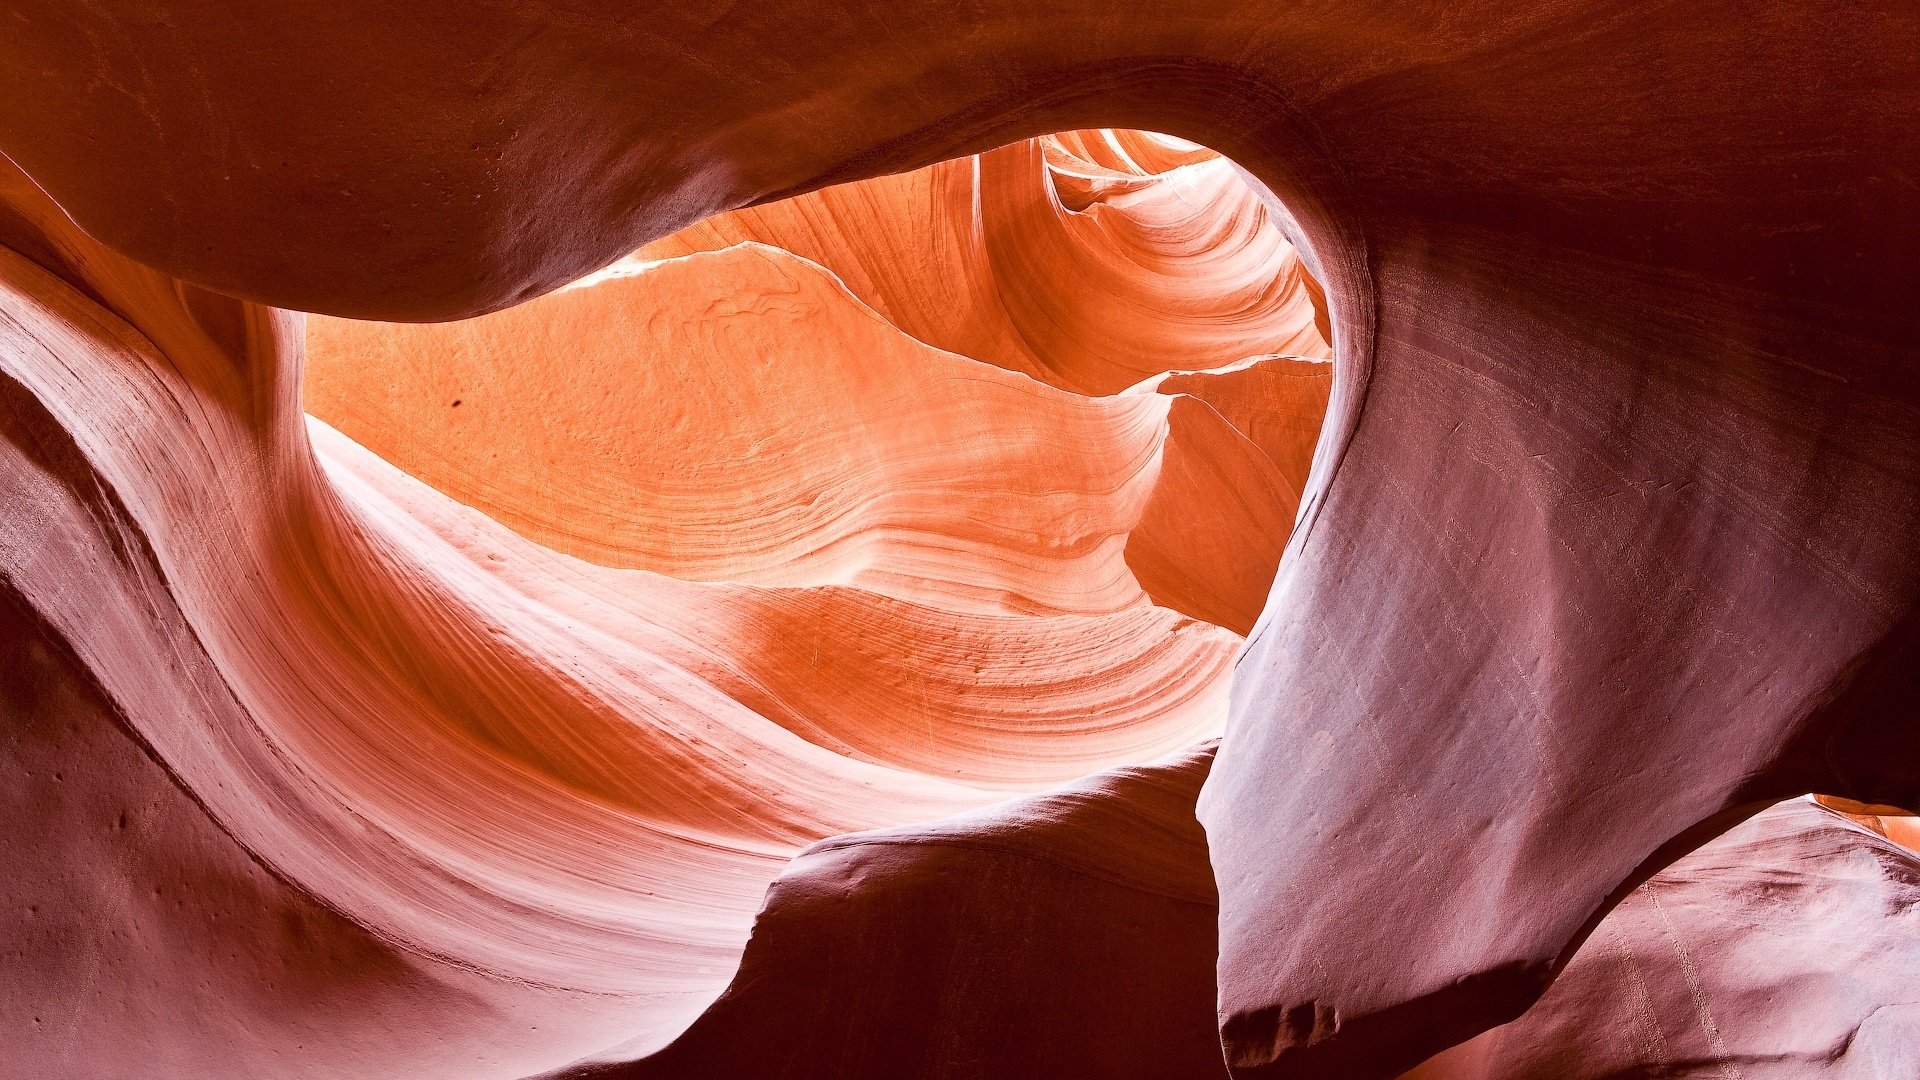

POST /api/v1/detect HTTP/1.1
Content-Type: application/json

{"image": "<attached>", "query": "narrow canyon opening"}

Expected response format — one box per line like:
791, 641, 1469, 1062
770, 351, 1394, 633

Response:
6, 13, 1916, 1075
249, 129, 1332, 1071
302, 127, 1333, 784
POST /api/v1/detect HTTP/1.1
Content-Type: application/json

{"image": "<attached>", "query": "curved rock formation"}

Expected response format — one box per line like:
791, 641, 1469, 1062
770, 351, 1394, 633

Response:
4, 3, 1920, 1079
0, 128, 1322, 1078
304, 244, 1321, 628
576, 746, 1228, 1080
1405, 798, 1920, 1079
631, 132, 1329, 396
553, 770, 1920, 1080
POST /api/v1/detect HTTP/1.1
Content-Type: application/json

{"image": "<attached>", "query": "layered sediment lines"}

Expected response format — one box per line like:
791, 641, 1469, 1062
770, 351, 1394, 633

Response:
4, 3, 1920, 1078
307, 244, 1321, 627
628, 130, 1330, 397
582, 776, 1920, 1080
0, 132, 1326, 1078
587, 745, 1231, 1080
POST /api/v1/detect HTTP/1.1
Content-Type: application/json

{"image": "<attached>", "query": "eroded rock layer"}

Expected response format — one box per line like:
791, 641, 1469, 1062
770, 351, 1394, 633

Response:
4, 3, 1920, 1078
1405, 799, 1920, 1079
0, 132, 1325, 1078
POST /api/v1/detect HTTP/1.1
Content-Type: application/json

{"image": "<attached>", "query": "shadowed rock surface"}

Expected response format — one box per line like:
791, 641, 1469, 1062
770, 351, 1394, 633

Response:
0, 133, 1317, 1077
561, 747, 1228, 1080
3, 2, 1918, 1078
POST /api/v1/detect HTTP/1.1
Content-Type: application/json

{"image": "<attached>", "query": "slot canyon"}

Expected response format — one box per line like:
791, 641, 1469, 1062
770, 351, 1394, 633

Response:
1, 5, 1916, 1080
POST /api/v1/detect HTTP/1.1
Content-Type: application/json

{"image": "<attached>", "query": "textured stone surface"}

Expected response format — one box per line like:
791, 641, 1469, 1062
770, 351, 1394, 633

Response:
562, 747, 1228, 1080
3, 3, 1919, 1078
0, 133, 1319, 1078
1406, 799, 1920, 1079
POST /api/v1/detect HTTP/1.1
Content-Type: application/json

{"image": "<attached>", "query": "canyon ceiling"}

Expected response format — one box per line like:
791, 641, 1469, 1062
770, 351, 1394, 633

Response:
2, 4, 1917, 1079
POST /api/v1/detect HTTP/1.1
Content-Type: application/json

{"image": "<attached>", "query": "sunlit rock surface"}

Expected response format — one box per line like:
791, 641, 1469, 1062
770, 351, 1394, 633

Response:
0, 133, 1323, 1078
627, 130, 1330, 397
4, 3, 1919, 1078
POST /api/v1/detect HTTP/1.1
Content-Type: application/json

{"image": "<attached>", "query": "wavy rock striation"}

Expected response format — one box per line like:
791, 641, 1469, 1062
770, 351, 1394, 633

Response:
0, 130, 1324, 1079
4, 3, 1920, 1078
574, 746, 1230, 1080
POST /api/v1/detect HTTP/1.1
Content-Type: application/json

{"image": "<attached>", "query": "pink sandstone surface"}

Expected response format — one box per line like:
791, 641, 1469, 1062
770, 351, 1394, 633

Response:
0, 130, 1322, 1076
2, 3, 1918, 1078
